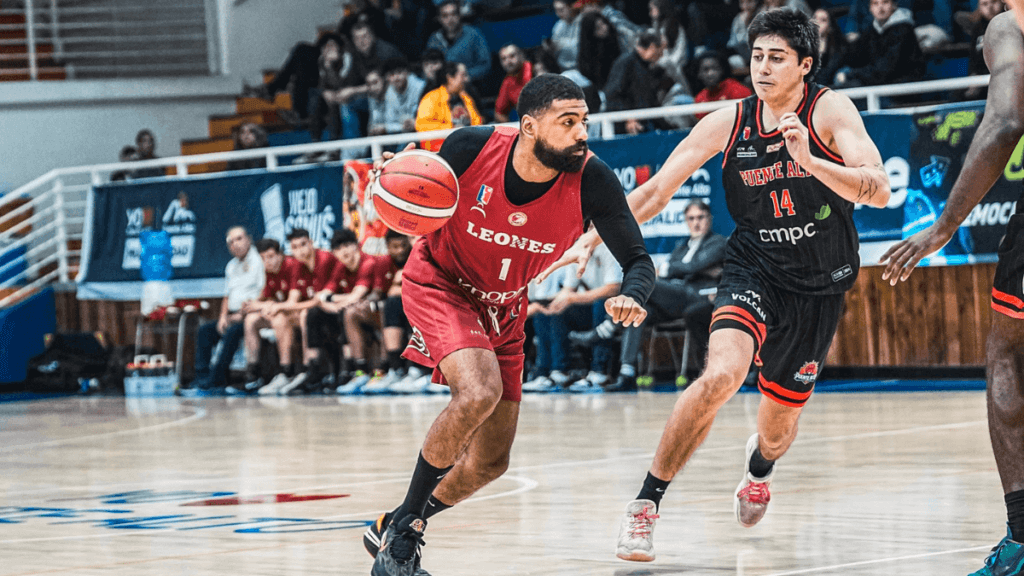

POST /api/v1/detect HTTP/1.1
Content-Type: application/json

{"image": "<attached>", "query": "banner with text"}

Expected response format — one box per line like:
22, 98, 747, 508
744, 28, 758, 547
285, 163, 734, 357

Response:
77, 166, 345, 300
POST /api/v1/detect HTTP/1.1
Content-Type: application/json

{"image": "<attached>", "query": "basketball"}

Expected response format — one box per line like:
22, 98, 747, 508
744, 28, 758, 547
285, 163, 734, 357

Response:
370, 149, 459, 236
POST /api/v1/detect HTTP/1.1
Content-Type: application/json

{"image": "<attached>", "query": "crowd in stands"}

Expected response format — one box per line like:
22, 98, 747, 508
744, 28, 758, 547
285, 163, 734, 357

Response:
151, 0, 999, 395
232, 0, 996, 163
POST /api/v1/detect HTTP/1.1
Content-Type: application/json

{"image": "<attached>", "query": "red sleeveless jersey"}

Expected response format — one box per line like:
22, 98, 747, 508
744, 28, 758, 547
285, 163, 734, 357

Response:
409, 126, 587, 307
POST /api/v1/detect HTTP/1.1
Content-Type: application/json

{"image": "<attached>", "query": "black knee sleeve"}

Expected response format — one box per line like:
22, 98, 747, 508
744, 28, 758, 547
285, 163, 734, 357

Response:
383, 295, 408, 329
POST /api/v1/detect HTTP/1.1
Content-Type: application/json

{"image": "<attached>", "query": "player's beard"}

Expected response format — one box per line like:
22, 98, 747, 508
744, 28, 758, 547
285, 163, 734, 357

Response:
534, 138, 588, 173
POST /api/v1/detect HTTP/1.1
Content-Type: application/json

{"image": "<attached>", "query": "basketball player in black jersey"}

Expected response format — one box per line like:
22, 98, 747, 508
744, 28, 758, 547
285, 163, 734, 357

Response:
542, 9, 890, 561
881, 11, 1024, 575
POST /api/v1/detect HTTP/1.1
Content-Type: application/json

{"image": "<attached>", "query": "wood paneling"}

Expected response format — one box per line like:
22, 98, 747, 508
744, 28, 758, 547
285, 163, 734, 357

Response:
827, 263, 997, 367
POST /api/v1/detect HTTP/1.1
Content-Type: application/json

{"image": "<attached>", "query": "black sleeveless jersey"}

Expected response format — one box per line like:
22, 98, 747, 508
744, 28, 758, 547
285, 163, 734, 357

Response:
721, 82, 859, 295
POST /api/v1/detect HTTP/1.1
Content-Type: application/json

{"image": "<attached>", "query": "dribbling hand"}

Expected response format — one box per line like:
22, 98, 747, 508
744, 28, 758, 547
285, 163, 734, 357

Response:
369, 142, 417, 188
606, 295, 647, 328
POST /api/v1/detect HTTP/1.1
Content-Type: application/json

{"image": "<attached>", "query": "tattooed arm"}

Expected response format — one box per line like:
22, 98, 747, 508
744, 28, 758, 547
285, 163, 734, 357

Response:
798, 90, 891, 208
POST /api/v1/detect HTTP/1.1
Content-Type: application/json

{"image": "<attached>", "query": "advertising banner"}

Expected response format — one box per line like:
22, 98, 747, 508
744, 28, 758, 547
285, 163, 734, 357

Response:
78, 166, 345, 300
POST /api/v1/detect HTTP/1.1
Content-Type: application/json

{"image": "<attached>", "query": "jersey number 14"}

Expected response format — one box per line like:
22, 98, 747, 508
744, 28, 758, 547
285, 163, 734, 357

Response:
770, 189, 796, 218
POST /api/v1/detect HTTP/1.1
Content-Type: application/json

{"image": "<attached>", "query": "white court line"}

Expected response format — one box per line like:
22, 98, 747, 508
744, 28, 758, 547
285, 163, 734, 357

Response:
762, 544, 994, 575
0, 406, 208, 452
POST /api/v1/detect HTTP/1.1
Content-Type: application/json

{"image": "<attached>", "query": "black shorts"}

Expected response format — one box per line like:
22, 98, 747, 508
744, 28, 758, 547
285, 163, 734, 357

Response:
992, 214, 1024, 320
305, 307, 346, 350
710, 266, 844, 408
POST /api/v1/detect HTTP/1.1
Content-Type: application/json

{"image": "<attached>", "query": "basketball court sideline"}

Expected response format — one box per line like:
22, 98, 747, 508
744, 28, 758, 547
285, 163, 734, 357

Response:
0, 391, 1004, 575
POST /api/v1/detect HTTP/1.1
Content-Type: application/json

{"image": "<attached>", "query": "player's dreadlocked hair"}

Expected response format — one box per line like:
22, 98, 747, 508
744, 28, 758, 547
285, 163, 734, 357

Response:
747, 8, 820, 81
516, 73, 586, 119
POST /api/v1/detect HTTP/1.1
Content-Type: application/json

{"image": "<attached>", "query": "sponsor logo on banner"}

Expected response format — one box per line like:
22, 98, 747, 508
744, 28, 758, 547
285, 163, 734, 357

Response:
121, 193, 196, 270
260, 185, 336, 253
794, 361, 819, 384
638, 169, 713, 238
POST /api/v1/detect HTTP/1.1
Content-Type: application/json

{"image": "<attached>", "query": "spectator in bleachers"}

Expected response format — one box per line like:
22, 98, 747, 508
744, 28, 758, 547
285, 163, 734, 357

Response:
226, 123, 269, 172
549, 0, 582, 72
575, 0, 643, 55
494, 44, 533, 123
649, 0, 690, 89
256, 228, 339, 395
240, 238, 299, 394
416, 61, 483, 150
960, 0, 1004, 99
604, 30, 672, 135
834, 0, 925, 88
426, 1, 492, 85
303, 33, 371, 163
351, 20, 404, 74
692, 51, 752, 120
577, 12, 622, 91
379, 58, 426, 135
130, 129, 165, 179
337, 229, 415, 394
366, 68, 391, 136
110, 145, 136, 182
763, 0, 811, 16
815, 8, 849, 86
289, 229, 379, 394
249, 36, 323, 123
728, 0, 762, 67
418, 48, 447, 93
571, 200, 726, 391
189, 226, 263, 392
339, 0, 394, 45
385, 0, 438, 61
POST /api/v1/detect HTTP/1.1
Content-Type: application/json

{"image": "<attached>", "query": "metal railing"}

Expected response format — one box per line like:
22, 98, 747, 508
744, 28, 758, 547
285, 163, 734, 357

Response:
0, 0, 222, 81
0, 73, 990, 308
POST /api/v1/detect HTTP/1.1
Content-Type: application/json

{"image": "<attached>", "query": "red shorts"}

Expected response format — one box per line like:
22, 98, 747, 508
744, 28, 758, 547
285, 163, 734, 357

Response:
401, 257, 528, 402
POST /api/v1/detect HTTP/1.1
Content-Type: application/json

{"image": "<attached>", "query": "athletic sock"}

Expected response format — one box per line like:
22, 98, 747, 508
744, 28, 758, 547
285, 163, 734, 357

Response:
620, 363, 637, 378
1006, 490, 1024, 542
423, 495, 453, 520
748, 446, 775, 479
636, 471, 671, 511
284, 363, 297, 378
245, 363, 260, 382
394, 452, 453, 523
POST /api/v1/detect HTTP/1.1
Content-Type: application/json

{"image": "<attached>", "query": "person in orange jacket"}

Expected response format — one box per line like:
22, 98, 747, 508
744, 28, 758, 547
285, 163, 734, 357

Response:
415, 61, 483, 151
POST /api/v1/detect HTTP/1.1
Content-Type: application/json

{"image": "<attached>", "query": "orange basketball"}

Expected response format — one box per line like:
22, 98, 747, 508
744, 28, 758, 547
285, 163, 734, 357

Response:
370, 150, 459, 236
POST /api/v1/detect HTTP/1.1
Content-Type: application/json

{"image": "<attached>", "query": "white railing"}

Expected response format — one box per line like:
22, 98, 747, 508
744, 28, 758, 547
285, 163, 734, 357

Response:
0, 73, 990, 308
0, 0, 220, 81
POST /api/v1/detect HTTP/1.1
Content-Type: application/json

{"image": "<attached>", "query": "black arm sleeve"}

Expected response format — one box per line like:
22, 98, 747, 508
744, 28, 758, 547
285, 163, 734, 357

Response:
580, 157, 656, 305
435, 126, 495, 177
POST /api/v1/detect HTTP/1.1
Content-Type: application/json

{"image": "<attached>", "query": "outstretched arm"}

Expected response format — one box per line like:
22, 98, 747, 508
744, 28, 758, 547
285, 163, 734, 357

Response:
788, 90, 891, 208
534, 105, 736, 283
881, 12, 1024, 283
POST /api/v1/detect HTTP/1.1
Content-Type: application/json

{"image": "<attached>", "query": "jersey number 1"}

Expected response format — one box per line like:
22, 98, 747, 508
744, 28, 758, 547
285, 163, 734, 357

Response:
499, 258, 512, 281
770, 189, 796, 218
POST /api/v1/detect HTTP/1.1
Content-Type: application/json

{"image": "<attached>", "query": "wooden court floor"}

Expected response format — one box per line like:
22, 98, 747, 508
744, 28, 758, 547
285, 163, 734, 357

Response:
0, 390, 1007, 575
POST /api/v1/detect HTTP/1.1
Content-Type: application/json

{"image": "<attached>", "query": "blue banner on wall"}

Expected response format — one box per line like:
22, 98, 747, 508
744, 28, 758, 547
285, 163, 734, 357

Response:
78, 165, 345, 300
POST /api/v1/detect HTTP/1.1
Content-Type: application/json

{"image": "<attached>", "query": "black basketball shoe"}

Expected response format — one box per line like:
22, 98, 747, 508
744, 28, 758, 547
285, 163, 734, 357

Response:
371, 514, 429, 576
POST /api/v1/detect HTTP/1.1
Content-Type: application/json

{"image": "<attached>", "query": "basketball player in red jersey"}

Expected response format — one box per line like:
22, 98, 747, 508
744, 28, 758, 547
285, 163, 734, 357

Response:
881, 11, 1024, 574
543, 9, 889, 562
366, 74, 656, 576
